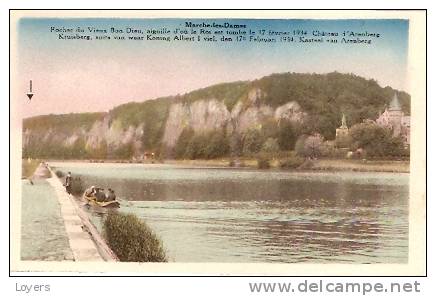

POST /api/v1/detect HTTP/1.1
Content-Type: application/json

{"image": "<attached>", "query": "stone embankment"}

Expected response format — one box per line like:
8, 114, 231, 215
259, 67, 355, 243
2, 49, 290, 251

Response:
33, 163, 117, 261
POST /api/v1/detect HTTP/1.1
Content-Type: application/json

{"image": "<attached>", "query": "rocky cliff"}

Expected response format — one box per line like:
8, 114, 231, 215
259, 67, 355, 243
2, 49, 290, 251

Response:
22, 72, 410, 159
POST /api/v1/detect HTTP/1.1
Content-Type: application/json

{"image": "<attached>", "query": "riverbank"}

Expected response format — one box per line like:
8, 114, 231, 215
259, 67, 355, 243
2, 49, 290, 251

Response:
165, 158, 410, 173
39, 156, 409, 173
20, 161, 117, 262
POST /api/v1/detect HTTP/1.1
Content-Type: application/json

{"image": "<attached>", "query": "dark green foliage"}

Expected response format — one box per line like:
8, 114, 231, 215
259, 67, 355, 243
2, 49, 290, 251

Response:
349, 123, 406, 157
88, 140, 108, 159
23, 112, 105, 132
184, 133, 209, 159
229, 133, 244, 157
253, 72, 410, 138
260, 119, 279, 139
103, 212, 167, 262
23, 135, 89, 160
70, 137, 88, 159
204, 130, 230, 158
242, 129, 263, 155
177, 81, 250, 111
254, 72, 409, 111
177, 129, 230, 159
279, 155, 305, 169
23, 72, 410, 159
277, 121, 299, 150
112, 142, 135, 159
294, 135, 308, 157
174, 128, 195, 159
109, 97, 172, 150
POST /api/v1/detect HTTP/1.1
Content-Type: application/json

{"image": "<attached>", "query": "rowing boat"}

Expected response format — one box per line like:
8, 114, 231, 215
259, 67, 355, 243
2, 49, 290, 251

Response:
83, 195, 120, 208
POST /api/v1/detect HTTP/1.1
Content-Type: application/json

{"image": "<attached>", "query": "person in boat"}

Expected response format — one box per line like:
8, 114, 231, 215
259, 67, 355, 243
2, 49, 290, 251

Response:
105, 188, 116, 202
84, 186, 96, 199
94, 187, 107, 202
64, 172, 72, 195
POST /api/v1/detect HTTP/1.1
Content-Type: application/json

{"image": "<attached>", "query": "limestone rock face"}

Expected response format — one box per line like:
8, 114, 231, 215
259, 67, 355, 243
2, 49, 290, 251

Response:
162, 99, 231, 147
22, 88, 307, 154
274, 101, 305, 122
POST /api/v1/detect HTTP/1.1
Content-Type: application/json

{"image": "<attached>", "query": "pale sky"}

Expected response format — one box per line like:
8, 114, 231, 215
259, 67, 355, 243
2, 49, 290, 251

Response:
17, 18, 409, 118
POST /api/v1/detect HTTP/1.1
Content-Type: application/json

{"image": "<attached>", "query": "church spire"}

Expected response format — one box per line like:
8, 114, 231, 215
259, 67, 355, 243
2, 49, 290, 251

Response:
341, 113, 348, 128
389, 93, 402, 111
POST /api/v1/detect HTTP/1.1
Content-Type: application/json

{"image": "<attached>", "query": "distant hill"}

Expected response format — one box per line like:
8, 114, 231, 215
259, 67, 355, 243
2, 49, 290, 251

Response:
23, 72, 410, 159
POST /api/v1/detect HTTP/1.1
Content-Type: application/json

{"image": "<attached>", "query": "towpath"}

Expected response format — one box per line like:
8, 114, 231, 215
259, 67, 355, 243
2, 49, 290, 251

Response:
21, 162, 117, 262
46, 166, 118, 261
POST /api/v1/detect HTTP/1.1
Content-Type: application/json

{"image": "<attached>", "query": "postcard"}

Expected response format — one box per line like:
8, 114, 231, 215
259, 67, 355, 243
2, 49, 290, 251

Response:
9, 10, 426, 275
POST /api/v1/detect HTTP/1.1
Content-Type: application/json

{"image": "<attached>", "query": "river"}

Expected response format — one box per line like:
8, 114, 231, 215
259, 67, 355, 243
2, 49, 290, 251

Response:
51, 162, 409, 263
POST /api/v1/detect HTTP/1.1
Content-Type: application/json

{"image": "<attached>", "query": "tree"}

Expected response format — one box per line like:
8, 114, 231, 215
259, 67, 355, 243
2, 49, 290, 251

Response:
184, 133, 209, 159
261, 137, 280, 154
88, 139, 108, 159
229, 133, 244, 157
295, 135, 308, 157
277, 120, 298, 150
113, 142, 135, 159
242, 128, 263, 155
204, 130, 229, 159
260, 119, 279, 139
174, 128, 195, 159
349, 123, 405, 157
303, 134, 324, 158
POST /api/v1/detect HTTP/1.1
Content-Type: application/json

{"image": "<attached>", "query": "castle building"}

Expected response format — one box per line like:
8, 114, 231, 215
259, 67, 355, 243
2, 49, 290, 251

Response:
375, 93, 410, 146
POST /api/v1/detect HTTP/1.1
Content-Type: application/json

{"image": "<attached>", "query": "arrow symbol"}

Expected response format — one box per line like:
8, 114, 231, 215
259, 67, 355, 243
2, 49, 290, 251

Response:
27, 80, 33, 100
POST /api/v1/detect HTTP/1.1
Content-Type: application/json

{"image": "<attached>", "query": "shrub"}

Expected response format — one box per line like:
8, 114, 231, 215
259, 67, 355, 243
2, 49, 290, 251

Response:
257, 156, 270, 169
55, 170, 64, 178
279, 156, 305, 169
103, 212, 167, 262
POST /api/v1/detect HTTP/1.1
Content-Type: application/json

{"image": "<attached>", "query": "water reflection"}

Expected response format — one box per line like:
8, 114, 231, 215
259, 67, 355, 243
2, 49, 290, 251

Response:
53, 163, 409, 263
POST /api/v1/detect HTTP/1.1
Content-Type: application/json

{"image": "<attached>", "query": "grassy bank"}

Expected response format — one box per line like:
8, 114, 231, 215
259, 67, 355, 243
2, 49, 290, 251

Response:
166, 157, 409, 173
310, 159, 409, 173
22, 159, 41, 179
48, 156, 410, 173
